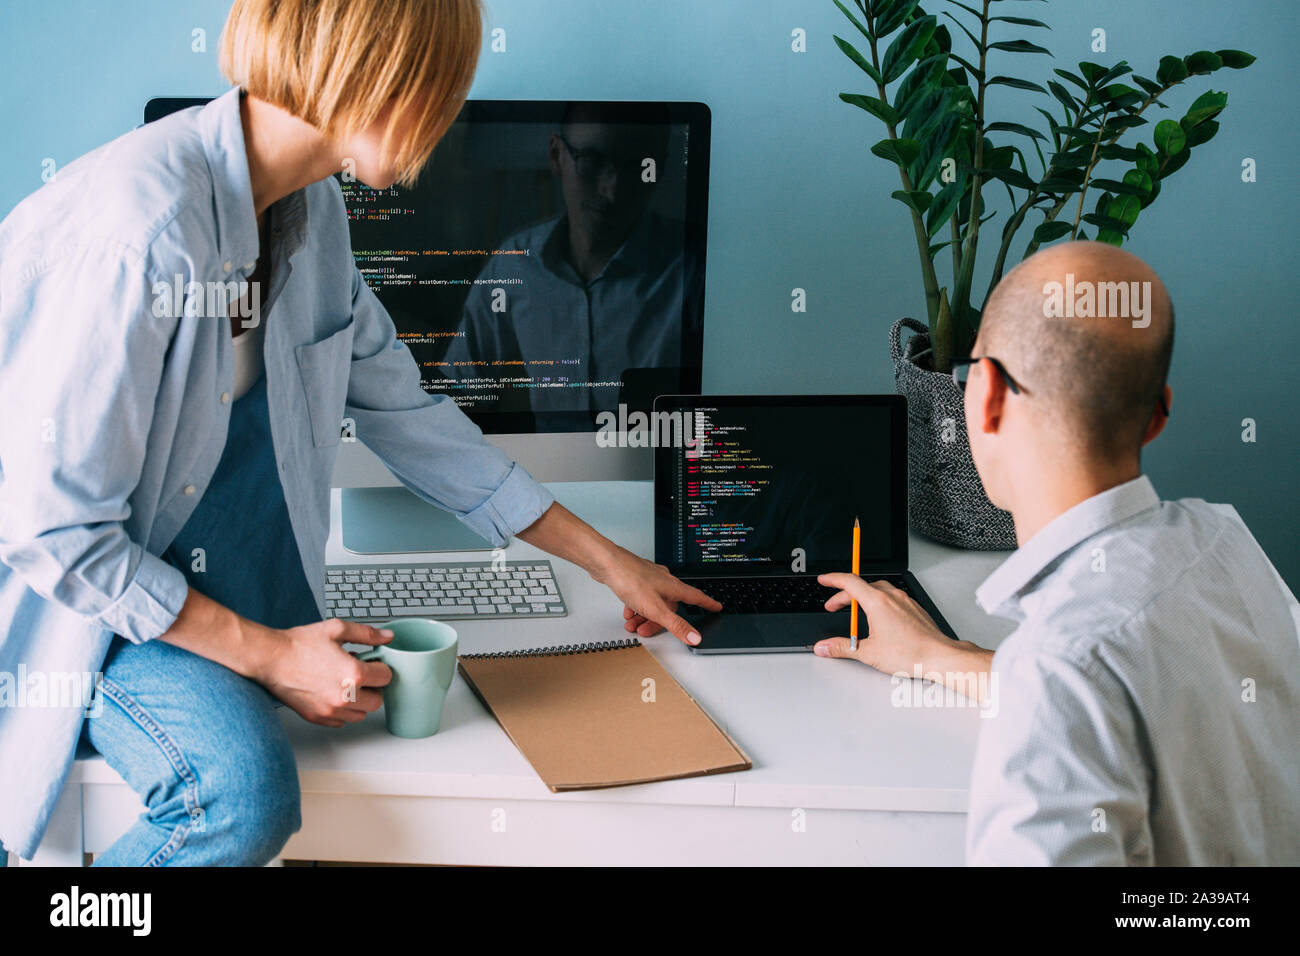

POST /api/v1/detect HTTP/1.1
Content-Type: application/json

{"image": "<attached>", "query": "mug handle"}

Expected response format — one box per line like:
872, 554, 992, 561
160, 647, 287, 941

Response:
354, 647, 385, 662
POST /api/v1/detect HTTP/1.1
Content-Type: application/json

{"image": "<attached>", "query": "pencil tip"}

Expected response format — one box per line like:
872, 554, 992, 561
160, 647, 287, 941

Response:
854, 516, 860, 527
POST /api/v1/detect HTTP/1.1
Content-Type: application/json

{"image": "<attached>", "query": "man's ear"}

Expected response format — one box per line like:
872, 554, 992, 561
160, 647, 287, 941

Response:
1141, 384, 1172, 447
974, 357, 1008, 435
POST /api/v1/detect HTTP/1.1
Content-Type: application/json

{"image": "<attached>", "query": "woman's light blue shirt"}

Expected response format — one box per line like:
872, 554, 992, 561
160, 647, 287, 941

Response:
0, 88, 554, 858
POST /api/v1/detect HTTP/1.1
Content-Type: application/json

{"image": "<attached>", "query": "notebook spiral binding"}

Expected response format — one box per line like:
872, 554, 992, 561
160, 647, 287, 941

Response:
461, 638, 641, 660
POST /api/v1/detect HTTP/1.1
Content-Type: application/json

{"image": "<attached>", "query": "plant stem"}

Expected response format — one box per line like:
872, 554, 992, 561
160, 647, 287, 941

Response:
1018, 82, 1173, 261
1070, 109, 1108, 238
947, 0, 990, 366
869, 24, 941, 328
950, 215, 962, 281
986, 95, 1093, 297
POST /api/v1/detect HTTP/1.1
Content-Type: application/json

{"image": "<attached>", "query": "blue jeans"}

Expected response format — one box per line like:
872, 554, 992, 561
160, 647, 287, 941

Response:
84, 635, 301, 866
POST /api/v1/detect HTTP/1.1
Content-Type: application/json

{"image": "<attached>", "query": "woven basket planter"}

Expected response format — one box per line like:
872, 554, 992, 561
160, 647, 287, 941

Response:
890, 317, 1017, 551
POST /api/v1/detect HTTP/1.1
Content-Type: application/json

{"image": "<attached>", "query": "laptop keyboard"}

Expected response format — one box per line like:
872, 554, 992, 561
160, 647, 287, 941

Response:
687, 574, 910, 615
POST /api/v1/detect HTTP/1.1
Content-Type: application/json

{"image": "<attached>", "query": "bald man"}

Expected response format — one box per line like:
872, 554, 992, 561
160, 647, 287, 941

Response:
815, 241, 1300, 866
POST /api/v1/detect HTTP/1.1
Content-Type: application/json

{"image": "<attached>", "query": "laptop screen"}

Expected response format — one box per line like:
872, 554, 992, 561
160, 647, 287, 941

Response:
654, 396, 908, 577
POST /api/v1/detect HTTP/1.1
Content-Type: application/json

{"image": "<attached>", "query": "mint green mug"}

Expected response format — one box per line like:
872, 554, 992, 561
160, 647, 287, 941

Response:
358, 619, 458, 738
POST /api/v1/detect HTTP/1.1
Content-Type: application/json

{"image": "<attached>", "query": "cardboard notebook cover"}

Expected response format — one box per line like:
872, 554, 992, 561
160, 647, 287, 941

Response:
457, 639, 751, 791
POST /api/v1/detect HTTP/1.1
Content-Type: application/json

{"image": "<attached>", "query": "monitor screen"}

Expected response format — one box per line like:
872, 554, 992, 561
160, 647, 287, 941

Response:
144, 97, 710, 437
343, 100, 709, 434
654, 396, 908, 576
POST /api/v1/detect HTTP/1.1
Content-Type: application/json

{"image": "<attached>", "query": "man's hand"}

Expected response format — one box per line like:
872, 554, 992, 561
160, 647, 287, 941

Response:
600, 548, 721, 646
814, 573, 991, 693
254, 619, 395, 728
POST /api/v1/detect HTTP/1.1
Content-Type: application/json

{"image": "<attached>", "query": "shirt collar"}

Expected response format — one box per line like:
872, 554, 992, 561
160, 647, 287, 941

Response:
197, 87, 261, 275
197, 87, 312, 273
539, 209, 658, 285
975, 474, 1160, 619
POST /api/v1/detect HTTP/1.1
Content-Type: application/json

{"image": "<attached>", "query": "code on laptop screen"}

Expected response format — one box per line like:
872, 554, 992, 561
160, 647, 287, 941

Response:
665, 402, 898, 574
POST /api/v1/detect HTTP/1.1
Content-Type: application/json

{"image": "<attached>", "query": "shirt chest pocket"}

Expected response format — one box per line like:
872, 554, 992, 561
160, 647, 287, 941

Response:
294, 320, 356, 448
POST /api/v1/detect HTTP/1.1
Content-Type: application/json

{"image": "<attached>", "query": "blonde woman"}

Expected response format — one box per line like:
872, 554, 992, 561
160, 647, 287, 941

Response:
0, 0, 718, 866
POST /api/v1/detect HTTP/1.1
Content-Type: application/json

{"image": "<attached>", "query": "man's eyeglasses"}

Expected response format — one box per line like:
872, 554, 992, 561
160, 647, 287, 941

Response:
951, 355, 1170, 418
950, 356, 1024, 394
558, 134, 644, 181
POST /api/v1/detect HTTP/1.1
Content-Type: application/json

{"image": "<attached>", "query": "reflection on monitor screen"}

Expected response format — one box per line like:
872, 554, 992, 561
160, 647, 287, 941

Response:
341, 100, 710, 435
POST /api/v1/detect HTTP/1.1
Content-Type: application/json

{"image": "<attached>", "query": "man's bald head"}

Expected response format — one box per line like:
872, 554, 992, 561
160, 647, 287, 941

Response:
976, 241, 1174, 461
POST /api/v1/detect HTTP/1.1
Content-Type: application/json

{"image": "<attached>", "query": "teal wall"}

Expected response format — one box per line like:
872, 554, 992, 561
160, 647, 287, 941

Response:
2, 0, 1295, 586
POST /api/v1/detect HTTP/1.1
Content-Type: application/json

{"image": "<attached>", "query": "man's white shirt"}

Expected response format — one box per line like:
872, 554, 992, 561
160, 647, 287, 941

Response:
966, 476, 1300, 865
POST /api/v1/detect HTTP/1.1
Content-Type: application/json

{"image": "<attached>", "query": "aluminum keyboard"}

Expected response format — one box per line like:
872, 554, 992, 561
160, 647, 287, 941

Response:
324, 560, 567, 622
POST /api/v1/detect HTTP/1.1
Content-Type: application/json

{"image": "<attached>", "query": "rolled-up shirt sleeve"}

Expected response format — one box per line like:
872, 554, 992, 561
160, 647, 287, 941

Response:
0, 246, 189, 643
341, 265, 554, 547
965, 640, 1153, 866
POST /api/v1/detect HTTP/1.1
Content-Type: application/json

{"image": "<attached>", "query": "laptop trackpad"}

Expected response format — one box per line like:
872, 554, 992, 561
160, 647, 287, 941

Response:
758, 612, 846, 647
693, 612, 847, 652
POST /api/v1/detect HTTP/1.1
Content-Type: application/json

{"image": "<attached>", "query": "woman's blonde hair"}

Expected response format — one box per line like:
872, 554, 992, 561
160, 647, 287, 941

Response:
220, 0, 483, 187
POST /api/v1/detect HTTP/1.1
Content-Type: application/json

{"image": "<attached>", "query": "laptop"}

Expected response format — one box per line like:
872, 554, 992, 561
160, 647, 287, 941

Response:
653, 394, 958, 653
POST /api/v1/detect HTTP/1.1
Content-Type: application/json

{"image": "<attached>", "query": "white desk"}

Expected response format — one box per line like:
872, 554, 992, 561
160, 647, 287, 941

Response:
38, 481, 1018, 866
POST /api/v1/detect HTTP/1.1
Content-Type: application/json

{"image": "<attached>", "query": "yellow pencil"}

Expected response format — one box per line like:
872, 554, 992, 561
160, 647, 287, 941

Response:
850, 516, 861, 650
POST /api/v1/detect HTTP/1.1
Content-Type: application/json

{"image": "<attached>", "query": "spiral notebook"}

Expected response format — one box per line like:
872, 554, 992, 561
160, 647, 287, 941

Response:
458, 639, 751, 791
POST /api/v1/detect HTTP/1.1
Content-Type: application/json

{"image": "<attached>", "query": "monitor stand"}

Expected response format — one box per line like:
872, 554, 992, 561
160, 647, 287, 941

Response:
340, 486, 498, 554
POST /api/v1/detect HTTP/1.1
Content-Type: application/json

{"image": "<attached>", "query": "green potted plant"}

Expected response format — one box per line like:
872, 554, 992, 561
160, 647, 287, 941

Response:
833, 0, 1254, 548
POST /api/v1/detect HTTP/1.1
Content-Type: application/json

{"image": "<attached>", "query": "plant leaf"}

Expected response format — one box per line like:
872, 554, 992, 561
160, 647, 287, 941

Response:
1130, 75, 1165, 98
834, 35, 883, 84
1081, 212, 1133, 234
872, 136, 923, 166
1106, 196, 1141, 230
1051, 146, 1097, 168
1215, 49, 1256, 69
1182, 117, 1220, 148
1039, 176, 1084, 192
839, 92, 900, 125
986, 121, 1047, 142
1097, 144, 1143, 162
1184, 50, 1223, 75
1156, 55, 1189, 84
1134, 142, 1159, 176
882, 14, 938, 83
892, 189, 934, 215
987, 75, 1048, 94
1099, 83, 1145, 110
976, 165, 1037, 190
1122, 168, 1155, 202
1094, 62, 1134, 87
1090, 177, 1146, 196
1078, 61, 1108, 86
1153, 118, 1187, 156
989, 15, 1050, 29
1053, 68, 1090, 94
1184, 89, 1228, 126
948, 51, 984, 81
926, 177, 966, 237
1102, 114, 1148, 134
1047, 80, 1079, 112
832, 0, 874, 43
1160, 147, 1191, 177
902, 88, 955, 143
988, 39, 1053, 56
894, 53, 950, 116
1035, 106, 1062, 149
931, 23, 953, 55
1033, 220, 1073, 243
877, 0, 923, 37
941, 9, 982, 50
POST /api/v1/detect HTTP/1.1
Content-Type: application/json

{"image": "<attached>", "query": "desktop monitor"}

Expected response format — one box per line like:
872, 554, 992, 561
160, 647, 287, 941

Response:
145, 97, 711, 551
